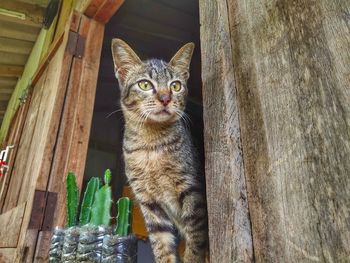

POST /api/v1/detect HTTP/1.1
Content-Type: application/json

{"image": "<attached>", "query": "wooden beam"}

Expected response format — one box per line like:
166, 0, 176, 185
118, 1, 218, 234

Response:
17, 0, 48, 7
93, 0, 124, 23
80, 0, 124, 24
0, 93, 12, 101
199, 1, 253, 262
228, 0, 350, 262
0, 18, 39, 42
0, 88, 15, 94
0, 248, 16, 262
0, 52, 28, 66
0, 0, 44, 24
0, 77, 17, 87
0, 65, 23, 77
0, 37, 33, 55
0, 202, 26, 247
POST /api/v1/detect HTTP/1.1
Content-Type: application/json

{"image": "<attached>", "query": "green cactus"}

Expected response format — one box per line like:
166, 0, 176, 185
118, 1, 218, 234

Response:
79, 177, 100, 225
115, 197, 133, 236
104, 169, 112, 185
66, 172, 79, 227
90, 169, 113, 226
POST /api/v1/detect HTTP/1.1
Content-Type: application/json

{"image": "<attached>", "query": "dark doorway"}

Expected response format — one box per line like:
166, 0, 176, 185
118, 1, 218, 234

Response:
84, 1, 202, 261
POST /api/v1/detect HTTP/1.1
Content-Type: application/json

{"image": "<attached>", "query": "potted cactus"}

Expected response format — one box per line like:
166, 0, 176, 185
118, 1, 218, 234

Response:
49, 169, 137, 263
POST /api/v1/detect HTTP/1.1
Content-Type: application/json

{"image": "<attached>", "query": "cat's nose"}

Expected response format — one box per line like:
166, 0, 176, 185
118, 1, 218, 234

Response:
158, 94, 171, 106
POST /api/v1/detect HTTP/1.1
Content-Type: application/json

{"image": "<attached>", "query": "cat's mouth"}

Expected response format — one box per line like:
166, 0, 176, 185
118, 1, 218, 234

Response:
155, 108, 171, 115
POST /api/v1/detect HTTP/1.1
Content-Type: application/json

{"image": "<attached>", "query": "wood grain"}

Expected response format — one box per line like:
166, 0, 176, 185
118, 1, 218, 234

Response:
0, 65, 23, 77
0, 202, 26, 247
0, 248, 15, 263
1, 70, 46, 212
47, 15, 104, 228
93, 0, 125, 24
199, 0, 254, 262
0, 99, 31, 212
228, 0, 350, 262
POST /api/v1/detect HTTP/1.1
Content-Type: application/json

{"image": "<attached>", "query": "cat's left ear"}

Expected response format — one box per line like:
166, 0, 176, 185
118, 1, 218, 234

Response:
169, 42, 195, 80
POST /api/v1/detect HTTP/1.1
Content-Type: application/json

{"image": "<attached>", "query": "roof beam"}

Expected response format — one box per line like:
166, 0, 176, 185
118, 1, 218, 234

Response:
0, 37, 33, 55
0, 65, 24, 77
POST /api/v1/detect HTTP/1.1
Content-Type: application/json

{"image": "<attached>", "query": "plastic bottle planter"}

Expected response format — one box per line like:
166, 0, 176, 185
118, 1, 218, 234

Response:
49, 225, 137, 263
49, 226, 137, 263
49, 171, 137, 263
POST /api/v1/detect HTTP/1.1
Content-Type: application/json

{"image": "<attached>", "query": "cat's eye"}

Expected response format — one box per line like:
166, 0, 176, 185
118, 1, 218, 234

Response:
170, 81, 182, 92
138, 80, 153, 91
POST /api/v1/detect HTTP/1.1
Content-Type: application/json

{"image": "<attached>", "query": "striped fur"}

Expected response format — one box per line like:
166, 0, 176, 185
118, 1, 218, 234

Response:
112, 39, 208, 263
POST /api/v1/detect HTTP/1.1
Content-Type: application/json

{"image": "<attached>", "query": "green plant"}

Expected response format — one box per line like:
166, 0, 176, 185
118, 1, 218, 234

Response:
66, 172, 79, 227
115, 197, 133, 236
90, 169, 113, 226
79, 177, 100, 225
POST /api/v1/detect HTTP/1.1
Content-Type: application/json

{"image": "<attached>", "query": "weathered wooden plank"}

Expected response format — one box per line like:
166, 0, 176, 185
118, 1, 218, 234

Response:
0, 103, 30, 211
16, 42, 66, 221
0, 37, 33, 55
33, 43, 75, 192
0, 248, 16, 263
0, 202, 26, 247
84, 0, 105, 18
0, 19, 39, 42
0, 0, 44, 24
33, 231, 51, 262
199, 1, 253, 262
12, 34, 71, 263
0, 51, 28, 66
0, 93, 11, 101
32, 33, 64, 86
1, 71, 46, 212
0, 77, 17, 87
0, 88, 15, 94
93, 0, 124, 24
32, 11, 81, 87
39, 16, 58, 62
20, 229, 38, 263
54, 0, 74, 43
0, 65, 23, 78
0, 99, 30, 210
48, 15, 104, 228
228, 0, 350, 262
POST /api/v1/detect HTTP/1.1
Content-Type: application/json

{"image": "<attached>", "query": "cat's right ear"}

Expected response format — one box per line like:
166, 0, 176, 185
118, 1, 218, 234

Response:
111, 39, 142, 83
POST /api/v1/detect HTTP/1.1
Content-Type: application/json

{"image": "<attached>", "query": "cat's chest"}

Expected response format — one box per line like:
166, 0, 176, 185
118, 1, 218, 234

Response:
125, 149, 177, 175
124, 146, 187, 196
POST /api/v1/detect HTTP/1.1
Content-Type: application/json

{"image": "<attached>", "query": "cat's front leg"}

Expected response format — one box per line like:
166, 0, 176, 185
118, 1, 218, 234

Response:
140, 201, 179, 263
181, 193, 208, 263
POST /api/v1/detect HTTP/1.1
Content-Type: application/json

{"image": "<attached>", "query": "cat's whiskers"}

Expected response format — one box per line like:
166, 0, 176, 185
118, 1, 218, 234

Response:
174, 109, 190, 130
105, 108, 124, 118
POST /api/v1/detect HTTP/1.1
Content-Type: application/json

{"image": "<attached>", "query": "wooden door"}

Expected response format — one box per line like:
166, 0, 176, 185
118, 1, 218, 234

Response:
200, 0, 350, 262
0, 12, 104, 263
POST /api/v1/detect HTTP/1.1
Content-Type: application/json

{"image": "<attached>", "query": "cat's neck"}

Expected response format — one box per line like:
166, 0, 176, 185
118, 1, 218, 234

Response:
124, 118, 182, 143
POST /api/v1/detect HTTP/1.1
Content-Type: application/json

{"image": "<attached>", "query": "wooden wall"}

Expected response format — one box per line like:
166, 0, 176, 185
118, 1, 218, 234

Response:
0, 10, 104, 261
200, 0, 350, 262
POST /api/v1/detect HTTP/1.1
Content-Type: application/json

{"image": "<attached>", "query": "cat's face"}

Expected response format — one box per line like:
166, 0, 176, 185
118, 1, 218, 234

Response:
111, 39, 194, 124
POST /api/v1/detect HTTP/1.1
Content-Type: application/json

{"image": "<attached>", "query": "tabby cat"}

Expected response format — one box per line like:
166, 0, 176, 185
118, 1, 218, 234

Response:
111, 39, 208, 263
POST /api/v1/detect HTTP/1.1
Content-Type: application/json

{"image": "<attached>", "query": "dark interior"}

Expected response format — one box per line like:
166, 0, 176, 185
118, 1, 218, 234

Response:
83, 0, 202, 261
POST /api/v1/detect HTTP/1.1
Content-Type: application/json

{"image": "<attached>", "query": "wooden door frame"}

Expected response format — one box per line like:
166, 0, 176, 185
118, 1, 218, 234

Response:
0, 1, 124, 262
29, 2, 125, 261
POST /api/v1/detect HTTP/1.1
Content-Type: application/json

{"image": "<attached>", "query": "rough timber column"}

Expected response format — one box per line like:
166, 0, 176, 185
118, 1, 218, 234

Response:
199, 0, 254, 262
227, 0, 350, 262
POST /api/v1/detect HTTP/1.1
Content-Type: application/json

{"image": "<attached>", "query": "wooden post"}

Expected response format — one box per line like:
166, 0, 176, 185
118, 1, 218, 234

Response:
217, 0, 349, 262
199, 1, 254, 262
